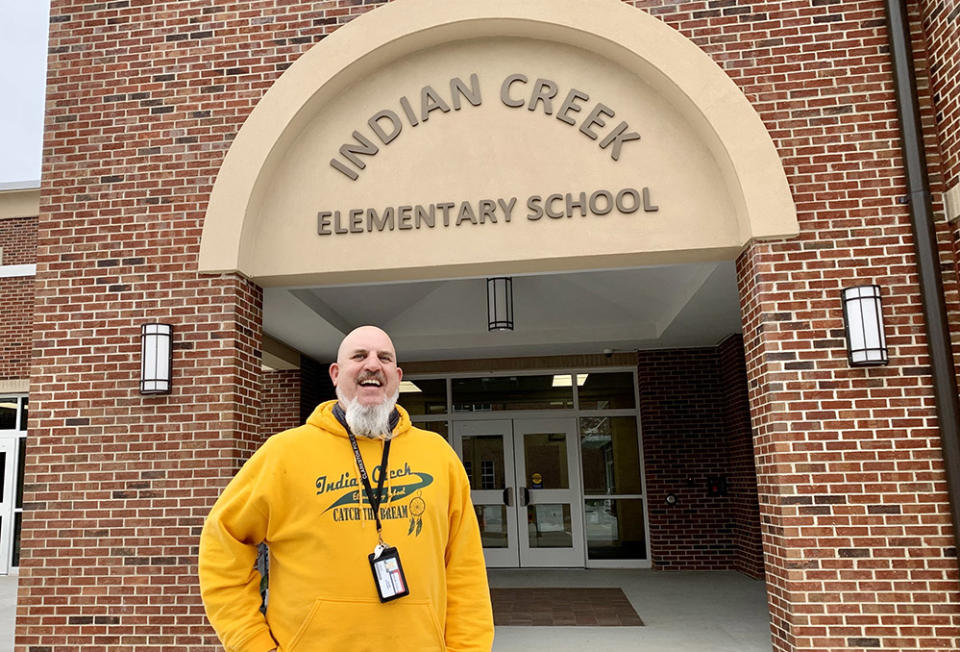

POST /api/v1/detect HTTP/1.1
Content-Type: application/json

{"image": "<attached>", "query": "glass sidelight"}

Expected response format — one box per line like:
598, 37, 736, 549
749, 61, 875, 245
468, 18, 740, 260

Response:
411, 369, 649, 567
580, 415, 647, 561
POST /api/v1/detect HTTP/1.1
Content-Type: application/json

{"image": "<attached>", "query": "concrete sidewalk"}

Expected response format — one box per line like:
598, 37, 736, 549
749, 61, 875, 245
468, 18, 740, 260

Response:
0, 574, 16, 652
489, 568, 771, 652
0, 569, 771, 651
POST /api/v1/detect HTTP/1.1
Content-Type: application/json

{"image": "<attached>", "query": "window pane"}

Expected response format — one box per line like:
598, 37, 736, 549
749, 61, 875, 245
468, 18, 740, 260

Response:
461, 435, 505, 490
452, 375, 573, 412
475, 505, 508, 548
577, 372, 635, 410
16, 437, 26, 508
0, 398, 16, 430
527, 504, 573, 548
20, 398, 28, 431
13, 511, 22, 567
580, 416, 643, 494
585, 498, 646, 559
399, 379, 447, 415
414, 420, 448, 441
523, 433, 569, 489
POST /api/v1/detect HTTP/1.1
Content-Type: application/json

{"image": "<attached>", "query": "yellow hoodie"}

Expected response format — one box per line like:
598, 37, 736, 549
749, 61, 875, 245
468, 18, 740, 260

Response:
199, 401, 494, 652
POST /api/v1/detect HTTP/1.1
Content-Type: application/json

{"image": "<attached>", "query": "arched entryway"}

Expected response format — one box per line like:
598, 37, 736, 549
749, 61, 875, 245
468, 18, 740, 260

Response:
198, 0, 797, 649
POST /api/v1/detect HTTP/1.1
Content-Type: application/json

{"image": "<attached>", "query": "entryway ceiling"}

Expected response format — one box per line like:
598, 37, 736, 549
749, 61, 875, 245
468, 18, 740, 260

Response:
263, 261, 742, 363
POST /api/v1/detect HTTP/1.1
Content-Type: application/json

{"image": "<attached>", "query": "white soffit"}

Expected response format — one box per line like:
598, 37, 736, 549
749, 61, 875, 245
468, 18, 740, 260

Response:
263, 261, 742, 362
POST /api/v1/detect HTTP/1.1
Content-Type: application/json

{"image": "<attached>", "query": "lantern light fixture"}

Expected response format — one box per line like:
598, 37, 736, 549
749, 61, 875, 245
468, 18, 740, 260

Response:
140, 323, 173, 394
487, 277, 514, 331
842, 285, 888, 367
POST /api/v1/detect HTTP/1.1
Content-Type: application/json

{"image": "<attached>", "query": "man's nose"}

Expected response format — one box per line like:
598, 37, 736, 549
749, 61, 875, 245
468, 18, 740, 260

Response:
362, 353, 382, 370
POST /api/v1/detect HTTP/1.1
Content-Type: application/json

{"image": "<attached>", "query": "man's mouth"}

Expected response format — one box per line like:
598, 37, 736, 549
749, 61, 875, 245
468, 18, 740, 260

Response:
358, 375, 384, 388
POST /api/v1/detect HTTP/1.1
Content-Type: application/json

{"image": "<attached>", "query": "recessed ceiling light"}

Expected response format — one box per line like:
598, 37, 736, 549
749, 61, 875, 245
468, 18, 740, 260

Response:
551, 374, 588, 387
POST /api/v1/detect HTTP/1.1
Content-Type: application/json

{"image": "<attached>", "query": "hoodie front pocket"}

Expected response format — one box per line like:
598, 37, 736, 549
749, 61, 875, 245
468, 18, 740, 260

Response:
287, 596, 445, 652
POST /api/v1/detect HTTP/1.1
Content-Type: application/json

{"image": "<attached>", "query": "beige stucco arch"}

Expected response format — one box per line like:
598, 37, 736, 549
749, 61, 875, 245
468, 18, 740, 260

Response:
199, 0, 797, 286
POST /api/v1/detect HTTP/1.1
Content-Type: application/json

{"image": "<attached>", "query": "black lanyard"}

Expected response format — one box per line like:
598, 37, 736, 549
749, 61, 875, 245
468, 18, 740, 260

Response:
347, 432, 392, 538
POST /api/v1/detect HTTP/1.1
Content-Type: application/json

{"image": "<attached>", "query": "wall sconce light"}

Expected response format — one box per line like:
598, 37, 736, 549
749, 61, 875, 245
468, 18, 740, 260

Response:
487, 277, 514, 331
842, 285, 888, 366
141, 323, 173, 394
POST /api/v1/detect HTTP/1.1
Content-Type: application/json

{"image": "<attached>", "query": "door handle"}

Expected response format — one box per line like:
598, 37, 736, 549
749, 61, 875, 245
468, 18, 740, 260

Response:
519, 487, 530, 506
502, 487, 514, 507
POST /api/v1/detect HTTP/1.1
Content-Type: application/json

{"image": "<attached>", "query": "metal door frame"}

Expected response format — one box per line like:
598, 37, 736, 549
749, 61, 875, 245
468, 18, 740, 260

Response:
453, 416, 585, 568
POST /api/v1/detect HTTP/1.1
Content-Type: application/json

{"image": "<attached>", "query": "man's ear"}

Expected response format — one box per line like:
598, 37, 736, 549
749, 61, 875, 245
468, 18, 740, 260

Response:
396, 366, 403, 382
329, 362, 339, 386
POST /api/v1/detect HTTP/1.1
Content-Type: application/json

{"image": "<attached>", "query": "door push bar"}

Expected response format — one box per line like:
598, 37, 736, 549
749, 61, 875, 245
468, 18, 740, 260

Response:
502, 487, 531, 506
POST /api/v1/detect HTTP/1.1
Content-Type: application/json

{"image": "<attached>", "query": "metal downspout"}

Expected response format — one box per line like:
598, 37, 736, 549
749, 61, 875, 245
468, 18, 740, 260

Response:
884, 0, 960, 550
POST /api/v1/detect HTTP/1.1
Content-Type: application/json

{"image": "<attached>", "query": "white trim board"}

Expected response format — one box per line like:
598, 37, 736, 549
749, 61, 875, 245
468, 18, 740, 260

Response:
947, 182, 960, 223
0, 264, 36, 278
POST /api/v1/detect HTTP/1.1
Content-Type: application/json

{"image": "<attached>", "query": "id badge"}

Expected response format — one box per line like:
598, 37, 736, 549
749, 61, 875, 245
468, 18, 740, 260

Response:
368, 545, 410, 602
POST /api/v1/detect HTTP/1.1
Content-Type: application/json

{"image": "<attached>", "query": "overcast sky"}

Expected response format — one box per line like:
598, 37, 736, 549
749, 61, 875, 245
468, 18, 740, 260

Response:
0, 1, 51, 185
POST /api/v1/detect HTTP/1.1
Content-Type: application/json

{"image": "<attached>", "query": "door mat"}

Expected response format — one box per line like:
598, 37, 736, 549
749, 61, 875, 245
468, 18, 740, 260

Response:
490, 587, 644, 626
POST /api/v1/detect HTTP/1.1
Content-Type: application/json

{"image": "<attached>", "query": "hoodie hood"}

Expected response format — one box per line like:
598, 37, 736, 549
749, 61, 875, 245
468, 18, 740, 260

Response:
306, 399, 413, 439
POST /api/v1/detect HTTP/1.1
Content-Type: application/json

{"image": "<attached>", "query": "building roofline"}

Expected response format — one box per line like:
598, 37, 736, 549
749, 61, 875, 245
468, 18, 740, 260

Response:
0, 180, 41, 192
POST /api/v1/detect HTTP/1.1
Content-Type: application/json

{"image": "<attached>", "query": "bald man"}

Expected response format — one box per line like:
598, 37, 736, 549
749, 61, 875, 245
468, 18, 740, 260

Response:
199, 326, 494, 652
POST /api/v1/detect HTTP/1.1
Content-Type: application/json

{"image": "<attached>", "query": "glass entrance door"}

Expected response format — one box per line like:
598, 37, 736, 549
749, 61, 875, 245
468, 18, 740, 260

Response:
513, 418, 584, 566
0, 437, 15, 575
454, 418, 584, 567
456, 420, 518, 567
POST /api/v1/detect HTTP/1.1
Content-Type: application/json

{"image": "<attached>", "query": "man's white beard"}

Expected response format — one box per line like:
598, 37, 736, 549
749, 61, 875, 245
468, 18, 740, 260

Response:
337, 387, 400, 439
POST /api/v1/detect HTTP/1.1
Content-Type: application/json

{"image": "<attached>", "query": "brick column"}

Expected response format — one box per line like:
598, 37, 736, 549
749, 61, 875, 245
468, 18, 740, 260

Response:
719, 335, 765, 580
16, 271, 261, 649
738, 239, 960, 652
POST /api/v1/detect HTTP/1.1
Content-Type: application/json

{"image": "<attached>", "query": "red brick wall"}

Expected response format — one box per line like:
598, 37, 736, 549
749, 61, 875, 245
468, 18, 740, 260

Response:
0, 215, 37, 266
0, 216, 37, 380
639, 347, 735, 570
907, 1, 960, 416
737, 247, 796, 651
638, 342, 763, 576
300, 354, 336, 423
19, 273, 261, 649
675, 0, 960, 647
19, 0, 269, 645
0, 277, 33, 381
920, 1, 960, 189
917, 1, 960, 410
260, 369, 300, 442
719, 335, 765, 579
738, 189, 960, 650
20, 0, 960, 650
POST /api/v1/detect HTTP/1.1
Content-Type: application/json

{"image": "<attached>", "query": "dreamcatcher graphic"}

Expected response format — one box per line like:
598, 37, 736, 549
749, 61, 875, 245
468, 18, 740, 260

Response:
408, 490, 426, 536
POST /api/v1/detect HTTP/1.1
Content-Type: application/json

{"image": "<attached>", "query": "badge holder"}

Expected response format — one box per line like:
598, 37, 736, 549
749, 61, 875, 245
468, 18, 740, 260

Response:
369, 542, 410, 603
347, 432, 411, 602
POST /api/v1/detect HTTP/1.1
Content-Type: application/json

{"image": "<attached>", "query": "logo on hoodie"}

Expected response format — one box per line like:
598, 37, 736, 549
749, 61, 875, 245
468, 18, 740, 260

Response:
316, 463, 433, 535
